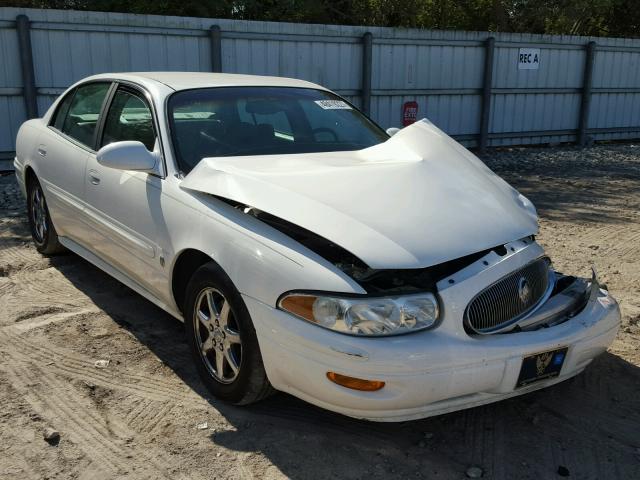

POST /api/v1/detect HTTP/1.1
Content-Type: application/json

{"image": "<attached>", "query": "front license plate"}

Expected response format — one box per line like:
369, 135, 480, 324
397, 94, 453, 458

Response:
516, 347, 568, 388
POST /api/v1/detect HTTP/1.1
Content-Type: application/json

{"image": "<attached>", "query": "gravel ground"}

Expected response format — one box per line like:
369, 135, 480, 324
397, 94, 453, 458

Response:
0, 144, 639, 480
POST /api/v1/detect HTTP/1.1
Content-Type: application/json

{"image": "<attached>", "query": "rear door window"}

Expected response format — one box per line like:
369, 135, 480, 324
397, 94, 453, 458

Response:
60, 82, 111, 149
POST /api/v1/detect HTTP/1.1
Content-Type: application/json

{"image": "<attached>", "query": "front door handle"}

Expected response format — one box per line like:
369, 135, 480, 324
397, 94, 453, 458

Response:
89, 170, 101, 185
37, 145, 47, 157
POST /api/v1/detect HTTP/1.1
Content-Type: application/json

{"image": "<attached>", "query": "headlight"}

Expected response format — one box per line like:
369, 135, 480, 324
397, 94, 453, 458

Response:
278, 292, 440, 336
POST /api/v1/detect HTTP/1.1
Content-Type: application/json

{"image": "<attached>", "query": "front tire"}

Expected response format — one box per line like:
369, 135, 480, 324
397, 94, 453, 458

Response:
27, 176, 65, 255
184, 262, 274, 405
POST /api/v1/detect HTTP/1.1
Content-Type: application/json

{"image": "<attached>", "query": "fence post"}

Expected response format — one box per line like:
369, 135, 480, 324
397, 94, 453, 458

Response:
210, 25, 222, 73
361, 32, 373, 116
479, 36, 495, 153
16, 14, 38, 119
578, 41, 596, 147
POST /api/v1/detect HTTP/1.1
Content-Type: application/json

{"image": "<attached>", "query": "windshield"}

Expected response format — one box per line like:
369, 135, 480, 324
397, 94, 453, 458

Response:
168, 87, 388, 173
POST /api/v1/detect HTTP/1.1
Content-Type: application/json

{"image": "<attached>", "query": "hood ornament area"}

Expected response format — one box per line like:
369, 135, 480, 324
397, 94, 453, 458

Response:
518, 277, 532, 304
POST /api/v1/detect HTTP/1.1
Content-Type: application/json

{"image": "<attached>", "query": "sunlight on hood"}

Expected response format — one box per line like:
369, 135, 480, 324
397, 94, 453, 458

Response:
181, 119, 539, 269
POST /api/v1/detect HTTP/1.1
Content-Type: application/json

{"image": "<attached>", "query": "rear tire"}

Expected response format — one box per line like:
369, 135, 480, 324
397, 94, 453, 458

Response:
27, 176, 65, 255
184, 261, 274, 405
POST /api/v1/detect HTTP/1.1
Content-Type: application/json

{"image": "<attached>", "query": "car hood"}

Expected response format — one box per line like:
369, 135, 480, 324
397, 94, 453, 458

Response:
180, 119, 538, 269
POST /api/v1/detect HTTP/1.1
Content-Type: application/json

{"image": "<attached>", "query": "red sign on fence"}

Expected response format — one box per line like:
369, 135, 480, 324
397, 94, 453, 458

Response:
402, 101, 418, 126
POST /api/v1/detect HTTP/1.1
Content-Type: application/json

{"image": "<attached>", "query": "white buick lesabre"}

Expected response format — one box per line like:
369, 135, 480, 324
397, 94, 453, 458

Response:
14, 72, 620, 421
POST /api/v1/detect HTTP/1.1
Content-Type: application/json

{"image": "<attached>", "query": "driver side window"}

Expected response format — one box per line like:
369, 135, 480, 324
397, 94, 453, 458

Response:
101, 88, 156, 151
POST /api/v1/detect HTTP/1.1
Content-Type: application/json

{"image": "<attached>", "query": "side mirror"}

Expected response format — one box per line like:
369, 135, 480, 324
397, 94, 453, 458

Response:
386, 127, 401, 137
96, 141, 158, 173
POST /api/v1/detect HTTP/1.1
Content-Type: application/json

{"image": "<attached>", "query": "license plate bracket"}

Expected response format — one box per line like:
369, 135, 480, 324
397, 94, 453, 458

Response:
516, 347, 568, 388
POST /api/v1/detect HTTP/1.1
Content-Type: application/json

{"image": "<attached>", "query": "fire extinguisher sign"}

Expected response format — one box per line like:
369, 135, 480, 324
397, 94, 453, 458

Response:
402, 101, 418, 126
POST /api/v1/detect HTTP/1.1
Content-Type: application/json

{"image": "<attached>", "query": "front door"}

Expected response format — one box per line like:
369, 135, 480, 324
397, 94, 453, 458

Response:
83, 85, 168, 298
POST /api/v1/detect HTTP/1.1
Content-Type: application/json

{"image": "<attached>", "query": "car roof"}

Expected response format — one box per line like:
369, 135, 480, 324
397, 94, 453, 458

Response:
85, 72, 328, 92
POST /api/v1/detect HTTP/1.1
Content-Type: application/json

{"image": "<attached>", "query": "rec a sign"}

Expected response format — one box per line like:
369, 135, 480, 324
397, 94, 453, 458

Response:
518, 48, 540, 70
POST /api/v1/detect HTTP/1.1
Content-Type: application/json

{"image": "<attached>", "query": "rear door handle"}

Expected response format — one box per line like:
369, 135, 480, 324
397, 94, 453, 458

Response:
89, 170, 101, 185
37, 145, 47, 157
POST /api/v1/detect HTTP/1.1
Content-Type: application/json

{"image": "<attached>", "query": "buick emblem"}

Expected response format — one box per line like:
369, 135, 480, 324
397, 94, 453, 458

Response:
518, 277, 531, 304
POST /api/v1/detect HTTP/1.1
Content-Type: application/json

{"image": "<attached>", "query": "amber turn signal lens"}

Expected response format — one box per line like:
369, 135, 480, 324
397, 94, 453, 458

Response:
326, 372, 385, 391
280, 295, 316, 322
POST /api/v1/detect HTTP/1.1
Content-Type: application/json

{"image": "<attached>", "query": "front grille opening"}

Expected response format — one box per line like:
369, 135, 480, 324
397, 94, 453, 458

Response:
464, 257, 551, 334
494, 245, 508, 256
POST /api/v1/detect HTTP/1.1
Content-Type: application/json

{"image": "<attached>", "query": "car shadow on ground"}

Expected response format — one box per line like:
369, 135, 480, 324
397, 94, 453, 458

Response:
46, 250, 640, 480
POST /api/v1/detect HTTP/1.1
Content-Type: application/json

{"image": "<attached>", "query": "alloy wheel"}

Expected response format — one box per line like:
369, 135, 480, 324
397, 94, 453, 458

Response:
30, 184, 48, 243
193, 287, 243, 384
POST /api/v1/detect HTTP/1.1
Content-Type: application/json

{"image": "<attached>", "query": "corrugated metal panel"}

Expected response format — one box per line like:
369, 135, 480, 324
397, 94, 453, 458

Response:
593, 50, 640, 89
0, 24, 21, 88
2, 6, 640, 155
221, 37, 361, 91
590, 92, 640, 129
373, 44, 484, 90
491, 93, 581, 133
0, 96, 26, 152
493, 46, 585, 89
372, 94, 481, 132
371, 43, 483, 130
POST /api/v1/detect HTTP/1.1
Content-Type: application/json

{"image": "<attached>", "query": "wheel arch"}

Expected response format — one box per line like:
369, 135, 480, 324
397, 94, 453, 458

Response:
24, 165, 37, 187
171, 248, 217, 315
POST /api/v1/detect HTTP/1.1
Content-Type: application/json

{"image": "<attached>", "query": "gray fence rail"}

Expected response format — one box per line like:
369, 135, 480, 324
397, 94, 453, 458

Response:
3, 7, 640, 163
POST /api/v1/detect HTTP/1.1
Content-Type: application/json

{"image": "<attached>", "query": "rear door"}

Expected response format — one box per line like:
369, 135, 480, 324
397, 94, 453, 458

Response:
37, 81, 112, 242
83, 84, 167, 297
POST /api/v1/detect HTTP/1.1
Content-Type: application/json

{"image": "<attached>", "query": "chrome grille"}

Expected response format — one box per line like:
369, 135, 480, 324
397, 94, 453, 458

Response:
465, 257, 551, 334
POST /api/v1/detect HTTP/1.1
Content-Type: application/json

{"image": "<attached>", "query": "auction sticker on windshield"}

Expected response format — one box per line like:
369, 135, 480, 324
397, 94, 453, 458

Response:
315, 100, 352, 109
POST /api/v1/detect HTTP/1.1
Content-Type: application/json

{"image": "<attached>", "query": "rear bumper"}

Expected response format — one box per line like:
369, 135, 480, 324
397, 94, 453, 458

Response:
246, 284, 620, 422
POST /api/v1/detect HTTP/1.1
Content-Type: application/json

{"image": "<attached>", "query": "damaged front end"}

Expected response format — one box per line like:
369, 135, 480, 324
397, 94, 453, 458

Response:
459, 253, 598, 336
218, 195, 598, 338
179, 119, 590, 336
248, 203, 599, 336
510, 268, 600, 333
227, 200, 503, 294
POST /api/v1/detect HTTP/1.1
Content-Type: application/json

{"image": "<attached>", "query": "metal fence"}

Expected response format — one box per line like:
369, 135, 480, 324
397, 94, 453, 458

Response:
3, 7, 640, 164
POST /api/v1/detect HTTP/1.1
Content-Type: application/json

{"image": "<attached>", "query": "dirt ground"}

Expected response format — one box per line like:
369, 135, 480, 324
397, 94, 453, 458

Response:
1, 144, 639, 480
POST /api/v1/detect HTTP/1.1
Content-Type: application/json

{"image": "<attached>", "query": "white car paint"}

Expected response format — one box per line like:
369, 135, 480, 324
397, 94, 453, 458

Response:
181, 119, 539, 269
14, 72, 620, 421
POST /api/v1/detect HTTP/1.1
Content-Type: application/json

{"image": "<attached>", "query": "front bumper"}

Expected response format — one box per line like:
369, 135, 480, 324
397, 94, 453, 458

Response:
245, 240, 621, 422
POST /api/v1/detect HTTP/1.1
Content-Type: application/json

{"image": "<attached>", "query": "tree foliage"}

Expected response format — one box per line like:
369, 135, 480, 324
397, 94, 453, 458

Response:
4, 0, 640, 37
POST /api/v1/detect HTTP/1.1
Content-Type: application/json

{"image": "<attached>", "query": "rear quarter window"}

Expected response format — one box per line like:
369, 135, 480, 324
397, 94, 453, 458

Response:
51, 90, 75, 131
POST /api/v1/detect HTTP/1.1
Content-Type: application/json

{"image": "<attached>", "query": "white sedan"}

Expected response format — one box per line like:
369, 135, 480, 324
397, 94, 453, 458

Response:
14, 72, 620, 421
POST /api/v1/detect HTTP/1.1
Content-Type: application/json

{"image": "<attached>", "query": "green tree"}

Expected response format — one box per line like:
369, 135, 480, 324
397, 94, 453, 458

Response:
2, 0, 640, 37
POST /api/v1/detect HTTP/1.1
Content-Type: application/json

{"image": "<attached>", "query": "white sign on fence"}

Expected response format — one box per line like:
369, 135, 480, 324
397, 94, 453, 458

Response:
518, 48, 540, 70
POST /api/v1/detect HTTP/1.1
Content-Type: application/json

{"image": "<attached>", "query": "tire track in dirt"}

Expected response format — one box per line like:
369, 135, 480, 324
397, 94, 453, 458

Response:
2, 268, 86, 309
2, 351, 184, 480
4, 358, 132, 477
577, 224, 640, 259
124, 398, 175, 434
125, 398, 151, 426
3, 327, 201, 404
0, 242, 41, 265
142, 402, 176, 435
